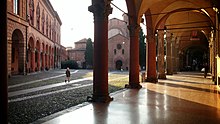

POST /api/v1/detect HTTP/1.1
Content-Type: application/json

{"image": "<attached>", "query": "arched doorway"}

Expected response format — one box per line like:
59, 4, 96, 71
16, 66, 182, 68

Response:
115, 60, 123, 70
11, 29, 24, 74
185, 47, 208, 71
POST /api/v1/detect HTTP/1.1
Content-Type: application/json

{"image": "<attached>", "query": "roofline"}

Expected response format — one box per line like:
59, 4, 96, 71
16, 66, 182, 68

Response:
108, 33, 129, 40
44, 0, 62, 25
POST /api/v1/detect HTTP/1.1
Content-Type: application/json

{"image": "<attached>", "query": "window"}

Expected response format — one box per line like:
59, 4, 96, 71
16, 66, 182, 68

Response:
46, 15, 48, 36
114, 49, 116, 55
13, 0, 19, 15
42, 10, 45, 33
122, 49, 124, 54
29, 0, 34, 25
36, 3, 40, 30
117, 44, 122, 50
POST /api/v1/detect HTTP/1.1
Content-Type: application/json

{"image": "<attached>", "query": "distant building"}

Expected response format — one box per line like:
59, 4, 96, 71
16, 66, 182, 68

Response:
108, 15, 130, 70
67, 16, 130, 70
67, 38, 87, 68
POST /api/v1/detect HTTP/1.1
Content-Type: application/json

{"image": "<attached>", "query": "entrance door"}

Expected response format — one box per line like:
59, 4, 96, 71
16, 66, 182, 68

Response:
116, 60, 123, 70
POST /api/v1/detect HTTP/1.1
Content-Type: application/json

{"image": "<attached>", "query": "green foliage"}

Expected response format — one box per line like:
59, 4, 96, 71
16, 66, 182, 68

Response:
139, 28, 146, 69
84, 38, 94, 69
61, 60, 78, 69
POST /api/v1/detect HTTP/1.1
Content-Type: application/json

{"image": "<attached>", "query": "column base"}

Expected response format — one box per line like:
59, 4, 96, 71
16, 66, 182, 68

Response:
158, 73, 166, 79
146, 77, 158, 83
87, 94, 113, 103
166, 72, 173, 75
125, 83, 142, 89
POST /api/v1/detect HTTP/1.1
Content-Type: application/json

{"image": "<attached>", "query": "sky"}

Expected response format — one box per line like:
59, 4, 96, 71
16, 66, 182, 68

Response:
50, 0, 127, 47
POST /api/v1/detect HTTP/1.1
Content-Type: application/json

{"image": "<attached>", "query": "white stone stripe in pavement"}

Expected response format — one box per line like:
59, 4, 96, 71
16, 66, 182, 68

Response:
8, 70, 79, 89
9, 84, 93, 103
8, 77, 92, 97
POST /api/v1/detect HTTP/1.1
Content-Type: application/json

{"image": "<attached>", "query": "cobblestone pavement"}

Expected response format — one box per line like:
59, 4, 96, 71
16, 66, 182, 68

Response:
8, 69, 128, 124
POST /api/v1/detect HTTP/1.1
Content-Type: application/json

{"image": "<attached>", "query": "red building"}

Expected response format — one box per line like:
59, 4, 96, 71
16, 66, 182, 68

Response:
108, 17, 130, 70
7, 0, 66, 76
67, 38, 87, 68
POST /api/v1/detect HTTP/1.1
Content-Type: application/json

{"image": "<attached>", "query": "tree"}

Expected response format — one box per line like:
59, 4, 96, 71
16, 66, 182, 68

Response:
139, 28, 146, 70
85, 38, 94, 69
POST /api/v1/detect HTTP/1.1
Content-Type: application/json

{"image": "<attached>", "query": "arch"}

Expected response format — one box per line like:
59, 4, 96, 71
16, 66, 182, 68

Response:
181, 45, 208, 71
179, 31, 209, 71
11, 29, 24, 74
115, 60, 123, 70
28, 33, 36, 42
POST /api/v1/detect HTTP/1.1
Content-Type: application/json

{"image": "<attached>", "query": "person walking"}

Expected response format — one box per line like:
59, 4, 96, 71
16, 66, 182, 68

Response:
65, 67, 71, 83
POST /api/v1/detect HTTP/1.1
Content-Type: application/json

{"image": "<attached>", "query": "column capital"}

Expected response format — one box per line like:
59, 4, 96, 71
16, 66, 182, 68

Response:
127, 24, 140, 36
88, 0, 112, 18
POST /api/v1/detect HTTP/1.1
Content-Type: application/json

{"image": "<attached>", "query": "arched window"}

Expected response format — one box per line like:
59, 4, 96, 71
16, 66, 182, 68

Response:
29, 0, 34, 25
42, 10, 45, 33
36, 3, 40, 30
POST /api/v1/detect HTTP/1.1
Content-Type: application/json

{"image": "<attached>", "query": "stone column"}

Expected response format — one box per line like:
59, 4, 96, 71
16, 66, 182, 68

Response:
146, 35, 157, 82
166, 32, 173, 75
176, 39, 180, 72
49, 55, 51, 68
145, 9, 157, 83
18, 43, 26, 74
0, 0, 8, 122
172, 37, 177, 74
88, 0, 113, 102
31, 50, 35, 72
38, 51, 41, 71
213, 11, 219, 84
126, 24, 142, 89
157, 30, 166, 79
46, 53, 49, 69
42, 53, 45, 70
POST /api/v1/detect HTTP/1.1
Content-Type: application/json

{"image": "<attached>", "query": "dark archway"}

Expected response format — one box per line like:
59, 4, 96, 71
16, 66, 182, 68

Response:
116, 60, 123, 70
11, 29, 24, 74
181, 31, 209, 72
185, 47, 208, 71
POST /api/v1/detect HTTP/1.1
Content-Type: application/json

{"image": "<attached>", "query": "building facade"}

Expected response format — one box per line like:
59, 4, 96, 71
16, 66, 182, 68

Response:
67, 17, 130, 70
67, 38, 87, 68
7, 0, 66, 76
108, 17, 130, 70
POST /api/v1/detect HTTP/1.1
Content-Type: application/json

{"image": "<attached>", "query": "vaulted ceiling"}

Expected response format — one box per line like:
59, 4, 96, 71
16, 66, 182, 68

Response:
126, 0, 219, 40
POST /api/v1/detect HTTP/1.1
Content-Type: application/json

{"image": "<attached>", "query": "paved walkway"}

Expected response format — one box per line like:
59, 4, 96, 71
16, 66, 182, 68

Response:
32, 72, 220, 124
